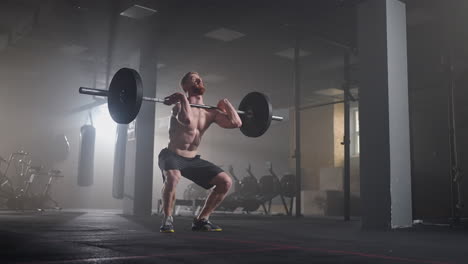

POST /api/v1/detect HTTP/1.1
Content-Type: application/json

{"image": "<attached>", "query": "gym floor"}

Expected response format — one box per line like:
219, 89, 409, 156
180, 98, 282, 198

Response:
0, 210, 467, 264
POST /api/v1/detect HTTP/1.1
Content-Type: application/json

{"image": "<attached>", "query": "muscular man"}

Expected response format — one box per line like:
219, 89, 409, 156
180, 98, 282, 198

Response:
158, 72, 242, 233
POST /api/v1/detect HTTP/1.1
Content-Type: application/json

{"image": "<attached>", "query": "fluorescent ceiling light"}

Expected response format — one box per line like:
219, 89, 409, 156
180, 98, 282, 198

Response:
120, 5, 157, 20
204, 28, 245, 42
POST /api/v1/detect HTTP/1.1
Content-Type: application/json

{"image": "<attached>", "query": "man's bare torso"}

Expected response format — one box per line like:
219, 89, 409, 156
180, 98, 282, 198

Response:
168, 105, 216, 158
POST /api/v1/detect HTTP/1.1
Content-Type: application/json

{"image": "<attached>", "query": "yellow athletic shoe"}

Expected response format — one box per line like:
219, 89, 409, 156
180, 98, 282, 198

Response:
160, 224, 175, 233
191, 218, 222, 232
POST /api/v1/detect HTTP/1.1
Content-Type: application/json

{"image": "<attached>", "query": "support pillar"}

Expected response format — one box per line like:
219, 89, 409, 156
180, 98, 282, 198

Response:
122, 14, 158, 217
358, 0, 412, 229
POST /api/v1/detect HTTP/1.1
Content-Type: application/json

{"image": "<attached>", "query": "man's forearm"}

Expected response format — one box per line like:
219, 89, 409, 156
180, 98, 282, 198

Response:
178, 97, 193, 125
224, 101, 242, 126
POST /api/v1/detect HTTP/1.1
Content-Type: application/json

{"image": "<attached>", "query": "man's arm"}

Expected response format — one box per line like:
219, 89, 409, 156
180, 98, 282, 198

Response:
166, 93, 193, 126
177, 95, 193, 126
214, 99, 243, 128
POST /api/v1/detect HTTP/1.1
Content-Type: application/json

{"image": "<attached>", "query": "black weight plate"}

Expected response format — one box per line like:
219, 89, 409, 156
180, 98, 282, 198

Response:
258, 175, 281, 199
108, 68, 143, 124
238, 92, 273, 137
239, 176, 259, 197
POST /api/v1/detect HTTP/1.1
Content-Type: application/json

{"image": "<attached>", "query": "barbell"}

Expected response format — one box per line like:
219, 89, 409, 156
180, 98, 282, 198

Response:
78, 68, 284, 137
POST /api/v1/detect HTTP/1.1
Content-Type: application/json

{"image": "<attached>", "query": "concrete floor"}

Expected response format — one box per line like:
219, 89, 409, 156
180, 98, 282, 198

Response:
0, 209, 467, 264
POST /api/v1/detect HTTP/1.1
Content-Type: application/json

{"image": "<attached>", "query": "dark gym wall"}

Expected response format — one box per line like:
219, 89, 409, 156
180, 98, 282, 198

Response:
407, 0, 468, 220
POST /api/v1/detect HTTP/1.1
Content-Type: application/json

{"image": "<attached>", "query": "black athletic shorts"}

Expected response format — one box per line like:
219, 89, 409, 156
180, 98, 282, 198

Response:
158, 148, 223, 189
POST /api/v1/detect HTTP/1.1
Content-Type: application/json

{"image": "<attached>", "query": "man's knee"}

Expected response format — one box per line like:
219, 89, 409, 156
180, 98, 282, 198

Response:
164, 170, 181, 190
213, 173, 232, 193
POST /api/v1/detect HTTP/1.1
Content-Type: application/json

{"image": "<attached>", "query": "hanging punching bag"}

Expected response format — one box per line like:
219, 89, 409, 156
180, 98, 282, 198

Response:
78, 125, 95, 186
112, 124, 127, 199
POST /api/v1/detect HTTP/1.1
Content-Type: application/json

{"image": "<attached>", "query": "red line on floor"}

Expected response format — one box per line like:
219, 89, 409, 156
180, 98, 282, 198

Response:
184, 235, 453, 264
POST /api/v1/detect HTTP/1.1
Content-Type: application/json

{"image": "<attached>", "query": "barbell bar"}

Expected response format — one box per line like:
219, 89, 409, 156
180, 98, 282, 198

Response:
78, 68, 284, 137
78, 87, 283, 122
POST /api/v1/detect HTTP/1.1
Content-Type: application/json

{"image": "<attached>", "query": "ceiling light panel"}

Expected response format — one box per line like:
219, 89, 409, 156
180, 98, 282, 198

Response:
204, 28, 245, 42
